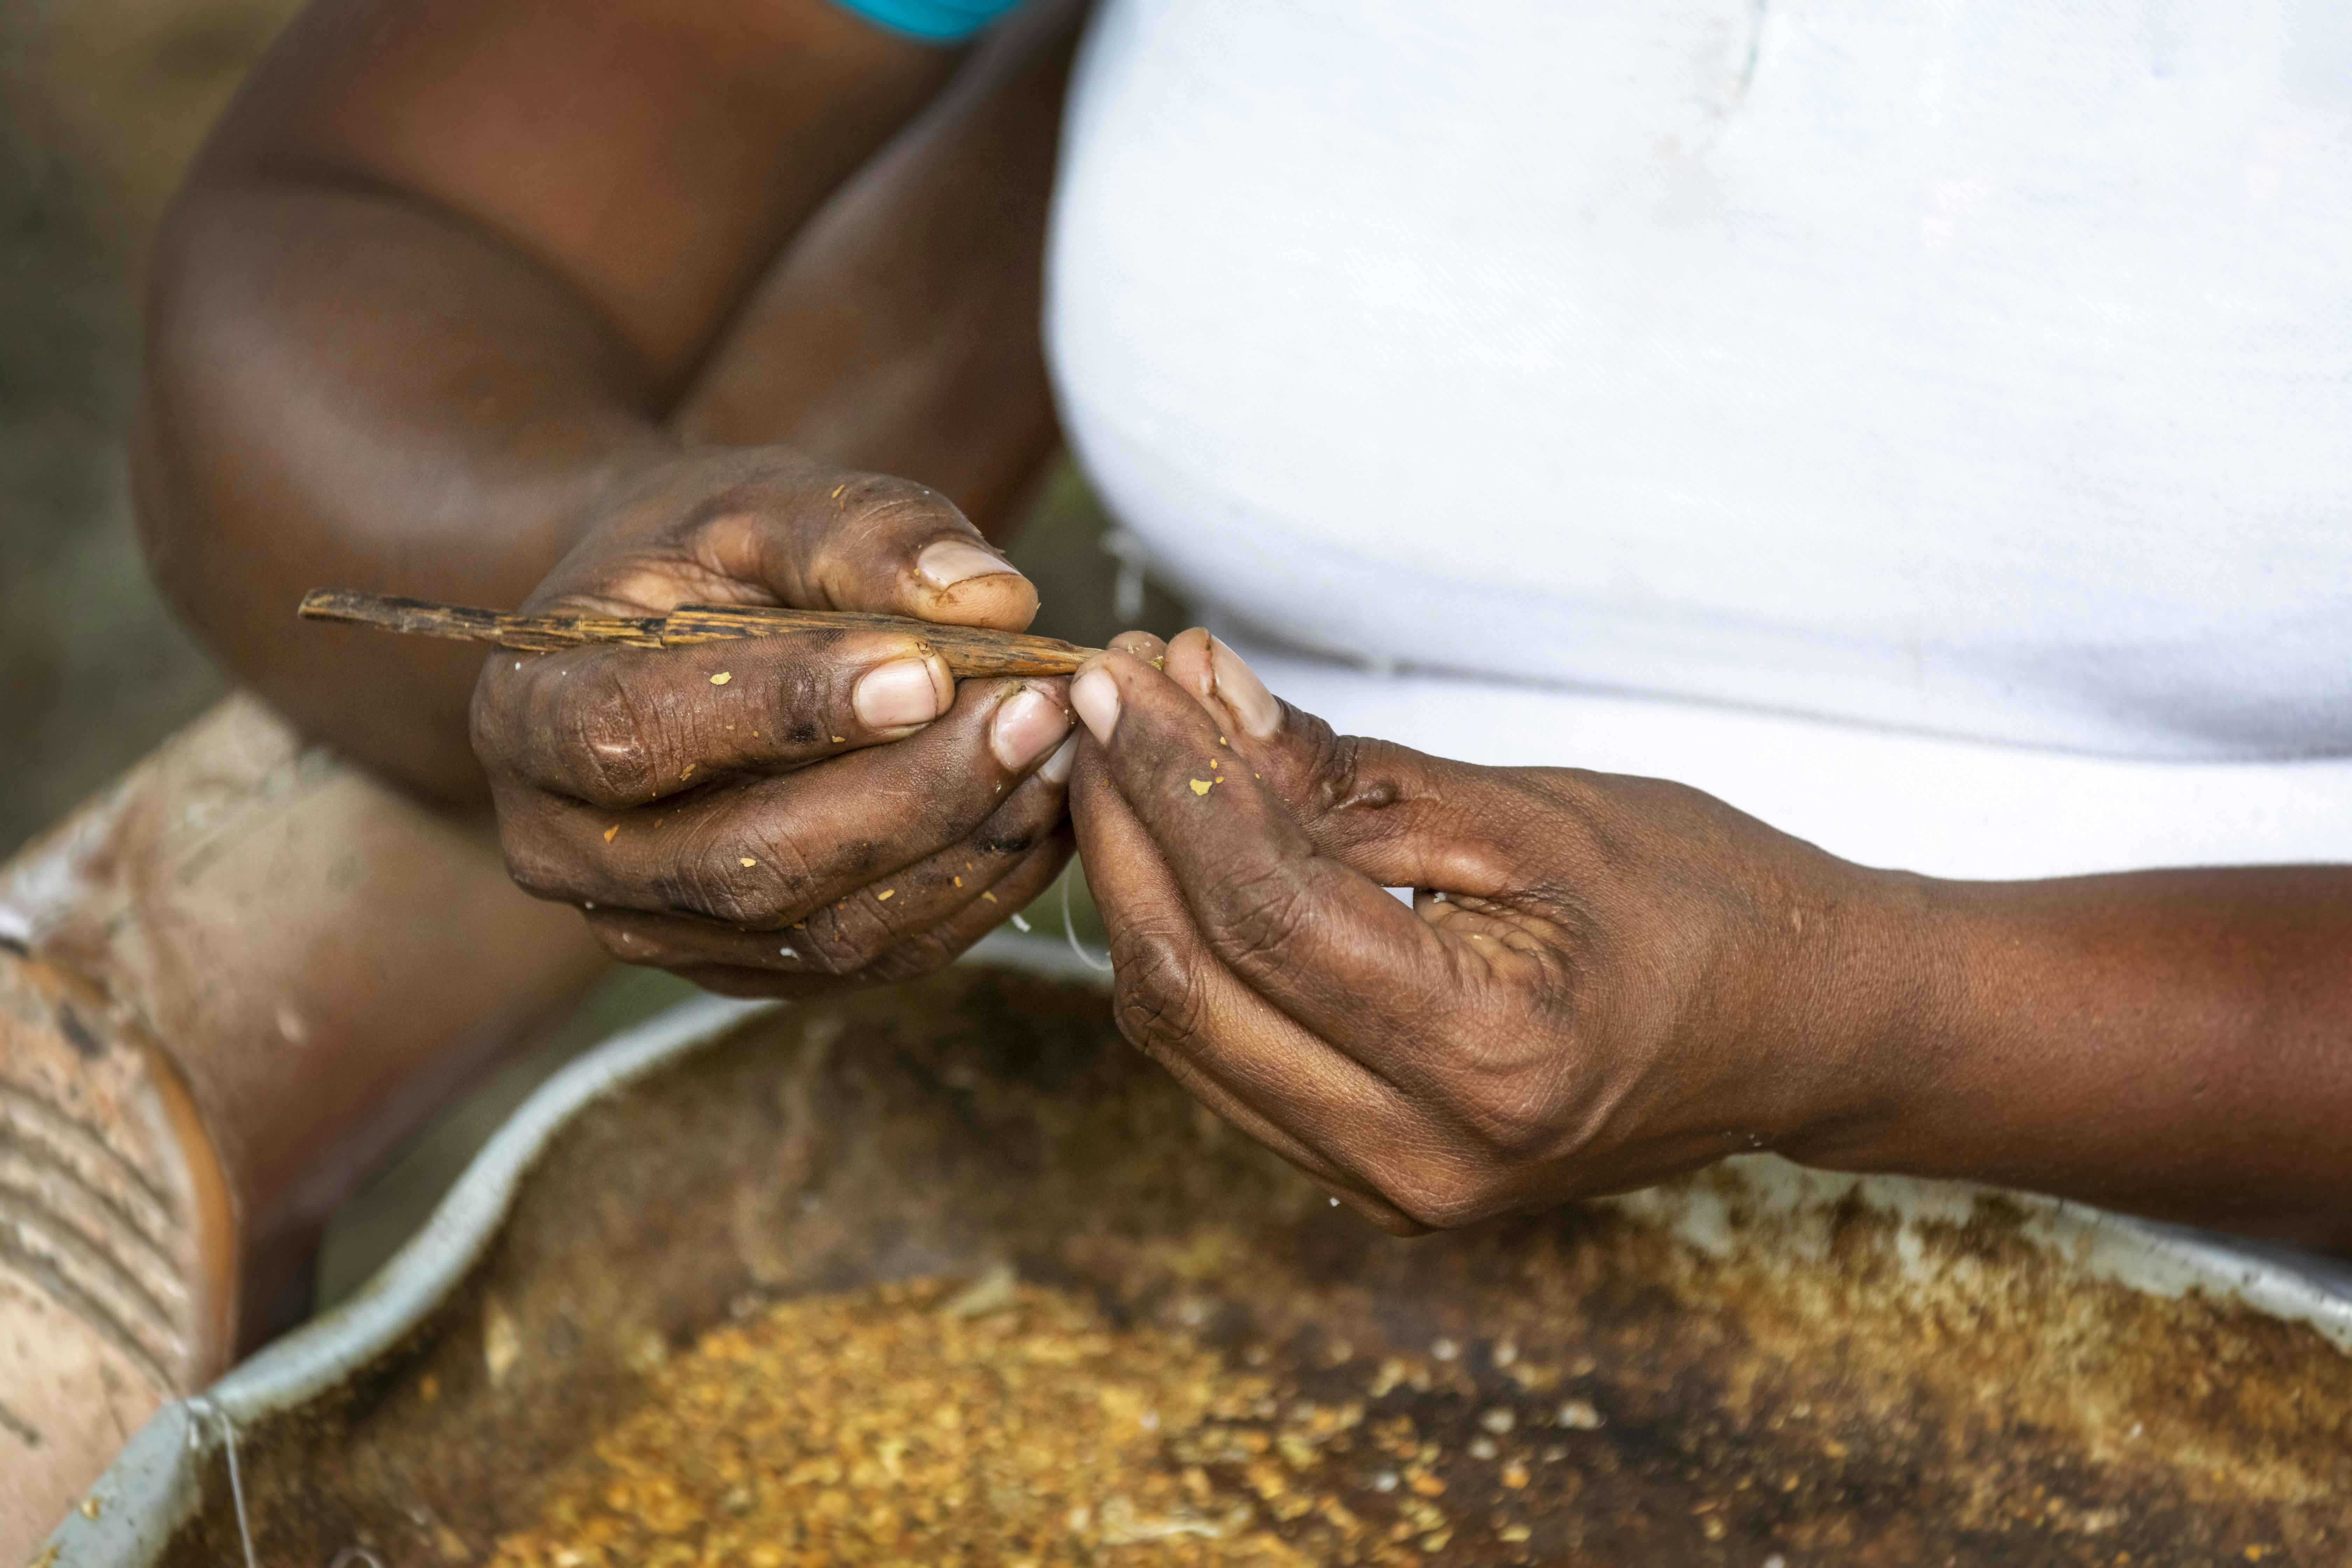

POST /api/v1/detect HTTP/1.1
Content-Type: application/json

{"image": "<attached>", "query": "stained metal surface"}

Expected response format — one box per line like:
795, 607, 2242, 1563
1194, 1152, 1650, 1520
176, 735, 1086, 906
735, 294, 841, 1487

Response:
0, 692, 608, 1340
45, 948, 2352, 1567
1, 691, 607, 1556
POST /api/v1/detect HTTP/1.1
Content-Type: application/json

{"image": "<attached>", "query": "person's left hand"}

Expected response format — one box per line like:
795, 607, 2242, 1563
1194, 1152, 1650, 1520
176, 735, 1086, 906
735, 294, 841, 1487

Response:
1066, 631, 1938, 1234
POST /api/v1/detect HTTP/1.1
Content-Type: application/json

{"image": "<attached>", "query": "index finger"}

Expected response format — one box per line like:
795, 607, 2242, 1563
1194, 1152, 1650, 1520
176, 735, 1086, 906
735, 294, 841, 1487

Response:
1068, 650, 1462, 1082
1069, 749, 1426, 1234
474, 625, 954, 808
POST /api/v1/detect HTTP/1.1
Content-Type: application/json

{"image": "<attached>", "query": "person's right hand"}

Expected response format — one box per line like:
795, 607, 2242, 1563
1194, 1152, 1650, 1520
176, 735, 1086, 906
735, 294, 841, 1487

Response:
470, 448, 1078, 996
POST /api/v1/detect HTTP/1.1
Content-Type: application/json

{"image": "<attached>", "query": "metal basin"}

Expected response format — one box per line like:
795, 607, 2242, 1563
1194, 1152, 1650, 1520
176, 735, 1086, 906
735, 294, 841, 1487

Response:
43, 950, 2352, 1566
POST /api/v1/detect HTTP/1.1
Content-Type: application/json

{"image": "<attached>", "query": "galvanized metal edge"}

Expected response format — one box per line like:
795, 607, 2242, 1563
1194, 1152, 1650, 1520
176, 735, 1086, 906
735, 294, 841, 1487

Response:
42, 941, 2352, 1564
47, 992, 776, 1568
1612, 1157, 2352, 1350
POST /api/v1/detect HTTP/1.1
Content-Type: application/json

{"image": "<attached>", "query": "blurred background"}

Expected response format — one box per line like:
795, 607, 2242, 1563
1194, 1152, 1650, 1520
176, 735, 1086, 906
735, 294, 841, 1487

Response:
1, 0, 1176, 1306
0, 0, 294, 855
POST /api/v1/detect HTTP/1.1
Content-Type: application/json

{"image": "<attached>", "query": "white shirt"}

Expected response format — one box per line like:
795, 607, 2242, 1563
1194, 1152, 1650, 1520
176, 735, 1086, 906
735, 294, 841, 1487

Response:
1045, 0, 2352, 880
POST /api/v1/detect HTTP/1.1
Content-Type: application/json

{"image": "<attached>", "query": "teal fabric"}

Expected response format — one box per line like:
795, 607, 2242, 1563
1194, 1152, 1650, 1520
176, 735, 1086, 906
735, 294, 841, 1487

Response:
825, 0, 1024, 42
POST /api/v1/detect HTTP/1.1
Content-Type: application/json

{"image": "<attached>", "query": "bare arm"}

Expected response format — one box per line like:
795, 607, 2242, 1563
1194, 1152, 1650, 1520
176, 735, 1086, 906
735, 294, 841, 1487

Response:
138, 0, 1074, 800
1064, 632, 2352, 1254
1808, 867, 2352, 1254
140, 0, 1092, 994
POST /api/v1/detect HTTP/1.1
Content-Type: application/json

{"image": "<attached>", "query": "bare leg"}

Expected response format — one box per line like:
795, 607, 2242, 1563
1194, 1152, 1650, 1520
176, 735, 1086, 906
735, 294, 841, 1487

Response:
0, 696, 606, 1556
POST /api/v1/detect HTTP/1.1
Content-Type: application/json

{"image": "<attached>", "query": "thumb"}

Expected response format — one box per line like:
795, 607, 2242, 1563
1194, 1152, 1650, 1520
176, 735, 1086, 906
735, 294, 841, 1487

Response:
717, 464, 1039, 630
1160, 628, 1523, 895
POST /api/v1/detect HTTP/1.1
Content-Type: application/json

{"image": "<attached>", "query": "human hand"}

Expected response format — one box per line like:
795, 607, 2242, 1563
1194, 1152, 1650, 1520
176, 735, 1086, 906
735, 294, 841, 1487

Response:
471, 448, 1077, 995
1066, 631, 1932, 1232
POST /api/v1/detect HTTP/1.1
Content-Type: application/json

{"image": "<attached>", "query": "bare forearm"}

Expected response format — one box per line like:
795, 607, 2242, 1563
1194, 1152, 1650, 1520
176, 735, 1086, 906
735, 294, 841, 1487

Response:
1804, 864, 2352, 1251
138, 178, 669, 798
681, 0, 1082, 520
135, 0, 1078, 803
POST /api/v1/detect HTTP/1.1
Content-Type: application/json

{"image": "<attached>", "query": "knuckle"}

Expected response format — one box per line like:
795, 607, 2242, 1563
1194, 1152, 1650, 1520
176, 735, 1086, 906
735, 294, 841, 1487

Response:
1199, 860, 1313, 975
857, 927, 961, 985
1108, 923, 1208, 1055
1334, 735, 1425, 813
1388, 1163, 1501, 1231
846, 472, 962, 533
658, 846, 790, 928
694, 874, 791, 929
771, 662, 844, 739
1312, 735, 1424, 832
815, 477, 981, 599
664, 818, 816, 927
1299, 727, 1365, 817
499, 833, 582, 904
560, 667, 675, 806
791, 904, 891, 976
1454, 1090, 1562, 1159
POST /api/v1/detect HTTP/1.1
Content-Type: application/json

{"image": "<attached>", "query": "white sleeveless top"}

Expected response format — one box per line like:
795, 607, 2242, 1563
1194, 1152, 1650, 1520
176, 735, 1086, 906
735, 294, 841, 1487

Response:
1044, 0, 2352, 880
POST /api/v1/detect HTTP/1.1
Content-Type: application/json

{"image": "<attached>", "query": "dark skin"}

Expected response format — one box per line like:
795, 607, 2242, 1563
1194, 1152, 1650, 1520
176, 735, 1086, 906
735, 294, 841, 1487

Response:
1068, 632, 2352, 1253
139, 0, 1088, 995
142, 0, 2352, 1251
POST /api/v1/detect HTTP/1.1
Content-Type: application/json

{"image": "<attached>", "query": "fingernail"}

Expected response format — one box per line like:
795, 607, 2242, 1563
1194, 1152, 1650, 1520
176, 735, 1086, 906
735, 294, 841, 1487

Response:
1071, 667, 1121, 743
1037, 732, 1079, 785
855, 657, 947, 728
991, 687, 1073, 772
917, 538, 1022, 589
1210, 637, 1281, 738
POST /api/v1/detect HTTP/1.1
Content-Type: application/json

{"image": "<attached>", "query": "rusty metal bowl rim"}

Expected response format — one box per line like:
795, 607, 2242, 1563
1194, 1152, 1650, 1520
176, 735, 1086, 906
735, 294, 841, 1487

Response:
41, 934, 2352, 1566
40, 934, 1097, 1566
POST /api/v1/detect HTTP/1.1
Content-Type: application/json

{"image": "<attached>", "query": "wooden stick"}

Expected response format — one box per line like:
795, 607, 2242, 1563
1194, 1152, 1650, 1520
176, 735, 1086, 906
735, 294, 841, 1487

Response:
298, 589, 1100, 677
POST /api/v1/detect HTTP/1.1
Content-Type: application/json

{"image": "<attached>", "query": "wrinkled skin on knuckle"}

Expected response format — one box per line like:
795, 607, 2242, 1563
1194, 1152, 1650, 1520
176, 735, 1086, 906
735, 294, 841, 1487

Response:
662, 849, 792, 929
1311, 732, 1381, 814
560, 664, 680, 807
1294, 732, 1469, 862
856, 925, 966, 985
1448, 1072, 1581, 1167
791, 901, 901, 977
1249, 709, 1350, 822
845, 471, 952, 523
668, 803, 828, 926
811, 476, 965, 593
1197, 857, 1317, 979
1385, 1157, 1509, 1231
1334, 733, 1470, 822
1107, 922, 1210, 1060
